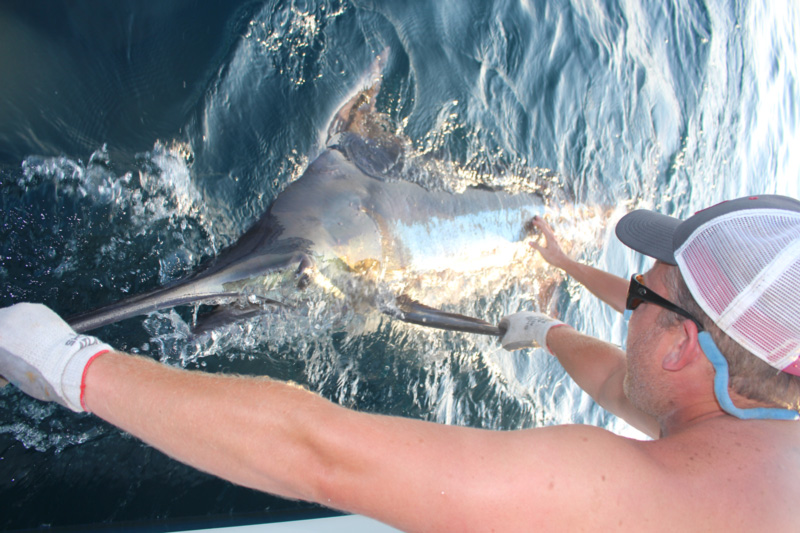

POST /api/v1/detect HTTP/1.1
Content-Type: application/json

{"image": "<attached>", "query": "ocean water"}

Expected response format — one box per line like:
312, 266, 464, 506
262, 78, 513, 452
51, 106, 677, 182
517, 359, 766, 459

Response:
1, 0, 798, 530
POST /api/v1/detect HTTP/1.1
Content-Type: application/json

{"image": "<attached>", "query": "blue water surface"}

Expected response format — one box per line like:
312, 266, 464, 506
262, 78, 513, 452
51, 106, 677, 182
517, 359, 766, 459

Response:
1, 0, 798, 530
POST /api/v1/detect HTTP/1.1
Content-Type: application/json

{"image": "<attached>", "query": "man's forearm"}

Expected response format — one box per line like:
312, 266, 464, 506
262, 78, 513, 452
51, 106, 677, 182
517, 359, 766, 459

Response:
559, 259, 628, 313
83, 351, 346, 502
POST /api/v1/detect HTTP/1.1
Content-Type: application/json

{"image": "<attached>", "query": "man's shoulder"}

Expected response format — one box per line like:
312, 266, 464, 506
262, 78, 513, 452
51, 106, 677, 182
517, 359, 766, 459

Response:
511, 420, 800, 529
489, 424, 674, 529
643, 419, 800, 528
509, 423, 662, 480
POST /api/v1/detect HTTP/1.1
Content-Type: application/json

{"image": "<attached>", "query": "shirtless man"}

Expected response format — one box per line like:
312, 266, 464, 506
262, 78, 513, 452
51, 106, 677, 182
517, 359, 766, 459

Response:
1, 194, 799, 531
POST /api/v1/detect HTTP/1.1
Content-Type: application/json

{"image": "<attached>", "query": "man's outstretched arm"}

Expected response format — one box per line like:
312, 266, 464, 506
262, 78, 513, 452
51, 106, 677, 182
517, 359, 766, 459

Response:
498, 309, 658, 437
84, 349, 664, 531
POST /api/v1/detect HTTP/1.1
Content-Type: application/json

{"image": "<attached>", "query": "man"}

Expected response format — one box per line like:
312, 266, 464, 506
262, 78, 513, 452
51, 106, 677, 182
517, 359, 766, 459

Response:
1, 194, 799, 531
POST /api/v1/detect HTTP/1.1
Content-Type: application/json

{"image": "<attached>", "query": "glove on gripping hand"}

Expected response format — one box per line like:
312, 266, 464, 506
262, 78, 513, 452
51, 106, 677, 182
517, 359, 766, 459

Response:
498, 311, 566, 352
0, 303, 112, 412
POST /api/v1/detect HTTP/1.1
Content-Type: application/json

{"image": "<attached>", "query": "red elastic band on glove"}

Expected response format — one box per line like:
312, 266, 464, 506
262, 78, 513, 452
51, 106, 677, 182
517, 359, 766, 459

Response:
79, 349, 110, 412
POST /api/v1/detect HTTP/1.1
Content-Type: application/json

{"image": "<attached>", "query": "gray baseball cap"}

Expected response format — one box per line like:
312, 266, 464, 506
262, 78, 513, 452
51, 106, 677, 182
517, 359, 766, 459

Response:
615, 194, 800, 374
615, 195, 800, 265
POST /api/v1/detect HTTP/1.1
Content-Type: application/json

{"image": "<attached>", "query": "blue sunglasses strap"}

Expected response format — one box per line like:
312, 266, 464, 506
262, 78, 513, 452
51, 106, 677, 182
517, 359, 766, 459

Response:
699, 332, 799, 421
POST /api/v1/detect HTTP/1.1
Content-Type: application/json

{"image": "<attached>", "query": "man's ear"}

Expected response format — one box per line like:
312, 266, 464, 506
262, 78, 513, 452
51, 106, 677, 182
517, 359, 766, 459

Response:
662, 320, 702, 372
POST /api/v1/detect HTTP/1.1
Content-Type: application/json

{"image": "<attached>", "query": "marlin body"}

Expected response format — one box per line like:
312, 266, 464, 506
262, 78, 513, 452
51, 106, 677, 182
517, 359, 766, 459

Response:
68, 56, 545, 336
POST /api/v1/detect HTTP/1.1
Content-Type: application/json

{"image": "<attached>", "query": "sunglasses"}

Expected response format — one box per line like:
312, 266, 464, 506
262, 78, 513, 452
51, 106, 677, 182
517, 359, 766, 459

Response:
626, 274, 704, 331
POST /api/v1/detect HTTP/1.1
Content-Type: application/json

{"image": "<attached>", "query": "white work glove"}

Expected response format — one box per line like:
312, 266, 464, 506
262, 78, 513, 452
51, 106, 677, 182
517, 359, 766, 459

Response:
0, 303, 113, 412
498, 311, 566, 352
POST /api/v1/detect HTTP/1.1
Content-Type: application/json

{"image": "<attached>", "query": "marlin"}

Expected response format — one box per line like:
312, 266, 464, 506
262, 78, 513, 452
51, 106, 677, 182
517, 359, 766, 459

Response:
67, 51, 546, 337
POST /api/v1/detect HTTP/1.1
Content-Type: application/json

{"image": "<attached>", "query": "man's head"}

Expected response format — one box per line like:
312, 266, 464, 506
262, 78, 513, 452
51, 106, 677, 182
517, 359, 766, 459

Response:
615, 195, 800, 417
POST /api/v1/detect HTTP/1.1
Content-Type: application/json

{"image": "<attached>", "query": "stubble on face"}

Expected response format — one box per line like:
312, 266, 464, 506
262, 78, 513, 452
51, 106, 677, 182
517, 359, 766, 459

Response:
624, 311, 677, 419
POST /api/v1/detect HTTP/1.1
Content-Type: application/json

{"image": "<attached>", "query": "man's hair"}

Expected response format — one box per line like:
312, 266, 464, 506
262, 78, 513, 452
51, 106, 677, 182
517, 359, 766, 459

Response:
661, 267, 800, 411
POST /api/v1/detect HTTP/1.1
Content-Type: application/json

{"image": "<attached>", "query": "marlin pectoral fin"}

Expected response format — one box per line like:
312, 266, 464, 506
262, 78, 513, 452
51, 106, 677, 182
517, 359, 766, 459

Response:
190, 252, 312, 334
392, 295, 501, 336
192, 298, 290, 335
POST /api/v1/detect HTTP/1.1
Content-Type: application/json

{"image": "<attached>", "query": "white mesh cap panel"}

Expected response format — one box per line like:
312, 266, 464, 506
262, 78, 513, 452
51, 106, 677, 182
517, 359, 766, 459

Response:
675, 209, 800, 373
